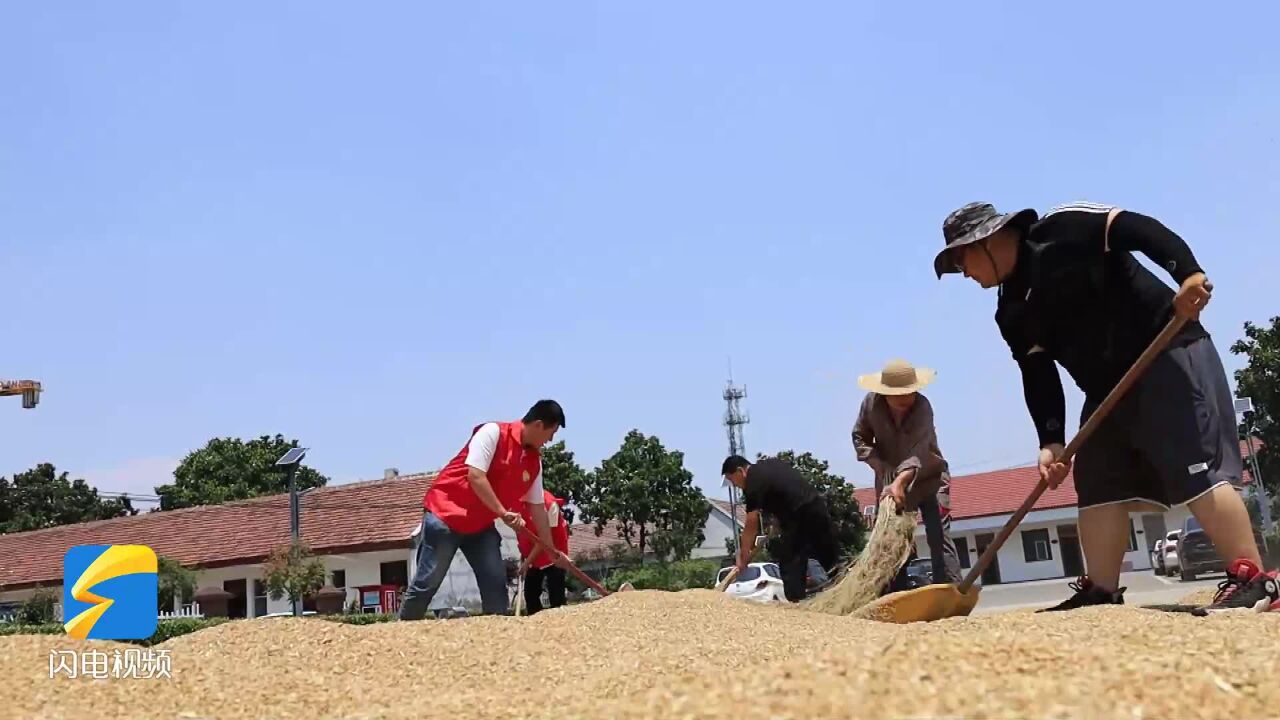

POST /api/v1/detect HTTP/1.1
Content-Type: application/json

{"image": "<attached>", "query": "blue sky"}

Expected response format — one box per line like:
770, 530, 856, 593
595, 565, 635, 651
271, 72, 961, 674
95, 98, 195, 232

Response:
3, 2, 1278, 506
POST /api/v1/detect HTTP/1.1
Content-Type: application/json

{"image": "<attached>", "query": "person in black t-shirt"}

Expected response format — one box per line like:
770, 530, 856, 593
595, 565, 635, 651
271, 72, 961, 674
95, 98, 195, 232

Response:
721, 455, 840, 602
933, 201, 1277, 615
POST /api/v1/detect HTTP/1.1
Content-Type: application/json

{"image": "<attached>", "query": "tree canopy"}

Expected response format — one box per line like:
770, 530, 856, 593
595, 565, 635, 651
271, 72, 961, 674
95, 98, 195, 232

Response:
155, 434, 328, 510
0, 463, 136, 533
576, 430, 710, 562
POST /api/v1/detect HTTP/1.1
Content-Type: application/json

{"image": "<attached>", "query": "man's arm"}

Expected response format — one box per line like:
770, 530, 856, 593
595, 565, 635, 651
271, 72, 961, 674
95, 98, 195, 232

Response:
525, 500, 562, 564
463, 424, 521, 525
464, 467, 505, 515
1017, 352, 1067, 449
1105, 208, 1211, 320
997, 306, 1067, 450
1104, 209, 1204, 285
736, 511, 760, 571
852, 395, 885, 475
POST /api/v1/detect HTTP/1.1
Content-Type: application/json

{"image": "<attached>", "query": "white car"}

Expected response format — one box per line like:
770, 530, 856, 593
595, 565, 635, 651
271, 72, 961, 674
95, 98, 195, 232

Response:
1162, 530, 1181, 574
716, 562, 788, 604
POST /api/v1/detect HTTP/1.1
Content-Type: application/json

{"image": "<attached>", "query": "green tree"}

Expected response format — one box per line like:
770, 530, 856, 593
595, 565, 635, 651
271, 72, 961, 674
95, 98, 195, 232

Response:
1230, 317, 1280, 521
538, 440, 589, 524
18, 586, 59, 625
157, 556, 197, 611
0, 463, 136, 533
155, 435, 328, 510
578, 430, 710, 562
262, 540, 327, 609
755, 450, 868, 563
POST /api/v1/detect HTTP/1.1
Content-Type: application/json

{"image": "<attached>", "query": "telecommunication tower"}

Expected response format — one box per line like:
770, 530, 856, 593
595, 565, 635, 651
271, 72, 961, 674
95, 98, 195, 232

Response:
723, 376, 749, 554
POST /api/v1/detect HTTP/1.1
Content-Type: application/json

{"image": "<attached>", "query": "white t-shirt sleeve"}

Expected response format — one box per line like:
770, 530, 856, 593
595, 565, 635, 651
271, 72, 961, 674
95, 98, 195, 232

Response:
524, 470, 543, 503
463, 423, 500, 473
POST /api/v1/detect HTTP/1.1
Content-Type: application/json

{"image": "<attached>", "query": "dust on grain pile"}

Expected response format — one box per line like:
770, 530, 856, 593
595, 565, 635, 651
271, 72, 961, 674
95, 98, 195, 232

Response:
5, 590, 1279, 720
803, 494, 917, 615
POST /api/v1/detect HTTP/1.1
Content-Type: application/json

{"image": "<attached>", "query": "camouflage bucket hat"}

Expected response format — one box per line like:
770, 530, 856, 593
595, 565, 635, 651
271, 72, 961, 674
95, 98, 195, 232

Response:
933, 202, 1038, 278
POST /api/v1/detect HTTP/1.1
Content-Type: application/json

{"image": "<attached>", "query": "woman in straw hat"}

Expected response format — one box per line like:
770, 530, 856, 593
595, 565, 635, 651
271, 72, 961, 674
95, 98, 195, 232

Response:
852, 359, 962, 589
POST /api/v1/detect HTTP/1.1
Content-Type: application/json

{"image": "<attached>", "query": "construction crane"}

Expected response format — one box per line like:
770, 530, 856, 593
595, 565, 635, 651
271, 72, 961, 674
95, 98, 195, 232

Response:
1, 380, 42, 409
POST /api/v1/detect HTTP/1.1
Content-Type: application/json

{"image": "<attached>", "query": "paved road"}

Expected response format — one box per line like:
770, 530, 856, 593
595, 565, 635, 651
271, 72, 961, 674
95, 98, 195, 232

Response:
970, 570, 1225, 614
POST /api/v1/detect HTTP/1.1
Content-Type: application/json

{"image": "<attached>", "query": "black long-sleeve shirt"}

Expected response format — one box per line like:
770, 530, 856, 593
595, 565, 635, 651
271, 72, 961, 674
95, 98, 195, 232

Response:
995, 202, 1208, 447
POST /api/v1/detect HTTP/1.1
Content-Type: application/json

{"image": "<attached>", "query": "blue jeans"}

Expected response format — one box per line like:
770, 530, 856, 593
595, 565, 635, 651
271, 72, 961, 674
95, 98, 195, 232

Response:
398, 511, 510, 620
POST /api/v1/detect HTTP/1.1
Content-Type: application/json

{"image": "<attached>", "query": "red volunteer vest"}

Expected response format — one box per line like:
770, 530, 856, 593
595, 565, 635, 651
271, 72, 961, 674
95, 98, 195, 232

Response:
518, 490, 570, 569
424, 420, 542, 534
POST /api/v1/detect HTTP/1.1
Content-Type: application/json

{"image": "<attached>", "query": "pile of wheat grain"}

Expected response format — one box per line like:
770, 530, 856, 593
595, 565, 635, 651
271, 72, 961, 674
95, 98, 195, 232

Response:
5, 587, 1276, 720
803, 494, 917, 616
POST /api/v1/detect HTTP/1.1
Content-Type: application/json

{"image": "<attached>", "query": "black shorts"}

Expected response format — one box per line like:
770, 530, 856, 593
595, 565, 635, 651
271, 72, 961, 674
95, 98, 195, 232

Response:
1073, 335, 1244, 510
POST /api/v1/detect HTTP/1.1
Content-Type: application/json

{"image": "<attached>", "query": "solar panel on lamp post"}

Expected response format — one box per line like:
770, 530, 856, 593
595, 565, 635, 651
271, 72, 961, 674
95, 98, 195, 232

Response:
275, 447, 309, 617
1235, 398, 1272, 543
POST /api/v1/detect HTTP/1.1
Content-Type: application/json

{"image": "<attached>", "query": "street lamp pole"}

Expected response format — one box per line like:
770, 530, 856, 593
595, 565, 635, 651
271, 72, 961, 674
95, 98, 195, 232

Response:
1235, 398, 1272, 545
275, 447, 309, 617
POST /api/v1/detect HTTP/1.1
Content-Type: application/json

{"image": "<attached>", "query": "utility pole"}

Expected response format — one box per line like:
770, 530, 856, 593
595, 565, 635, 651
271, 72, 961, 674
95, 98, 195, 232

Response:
723, 374, 749, 555
275, 447, 309, 617
1235, 398, 1272, 542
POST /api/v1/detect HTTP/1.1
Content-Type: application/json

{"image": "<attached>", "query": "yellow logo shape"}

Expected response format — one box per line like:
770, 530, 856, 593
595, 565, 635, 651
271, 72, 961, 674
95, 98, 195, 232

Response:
64, 545, 158, 640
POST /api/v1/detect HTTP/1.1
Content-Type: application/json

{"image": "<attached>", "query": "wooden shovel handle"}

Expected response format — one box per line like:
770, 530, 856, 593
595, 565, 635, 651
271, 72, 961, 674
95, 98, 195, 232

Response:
715, 566, 740, 592
957, 315, 1188, 593
516, 524, 610, 596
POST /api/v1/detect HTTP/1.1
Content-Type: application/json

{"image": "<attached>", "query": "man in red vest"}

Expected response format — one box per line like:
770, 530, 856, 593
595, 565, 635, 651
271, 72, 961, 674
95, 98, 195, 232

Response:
399, 399, 570, 620
518, 491, 571, 614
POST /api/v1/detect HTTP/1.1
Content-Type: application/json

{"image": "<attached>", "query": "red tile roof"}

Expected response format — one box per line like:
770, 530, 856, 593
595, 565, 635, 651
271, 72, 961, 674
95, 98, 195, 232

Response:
0, 473, 437, 592
566, 520, 634, 561
853, 464, 1078, 522
708, 499, 746, 526
853, 437, 1264, 522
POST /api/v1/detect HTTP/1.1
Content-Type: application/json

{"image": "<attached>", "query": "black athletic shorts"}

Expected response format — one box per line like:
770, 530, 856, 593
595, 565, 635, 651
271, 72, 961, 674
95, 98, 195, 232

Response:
1073, 335, 1244, 509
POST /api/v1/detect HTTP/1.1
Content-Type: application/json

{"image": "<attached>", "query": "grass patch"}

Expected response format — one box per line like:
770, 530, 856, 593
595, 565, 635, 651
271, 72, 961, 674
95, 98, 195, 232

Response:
0, 617, 230, 645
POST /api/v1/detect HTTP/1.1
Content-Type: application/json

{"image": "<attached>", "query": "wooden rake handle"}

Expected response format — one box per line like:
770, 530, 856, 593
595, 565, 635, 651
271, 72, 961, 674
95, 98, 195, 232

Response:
957, 315, 1188, 594
715, 566, 740, 592
515, 524, 611, 597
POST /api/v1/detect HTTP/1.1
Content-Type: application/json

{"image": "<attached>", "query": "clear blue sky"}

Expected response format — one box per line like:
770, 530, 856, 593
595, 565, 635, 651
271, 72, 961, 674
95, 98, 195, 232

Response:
3, 2, 1278, 505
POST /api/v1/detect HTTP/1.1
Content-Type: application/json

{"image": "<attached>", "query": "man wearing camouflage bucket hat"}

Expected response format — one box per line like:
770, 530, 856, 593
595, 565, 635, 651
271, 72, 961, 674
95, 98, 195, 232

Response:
935, 200, 1278, 615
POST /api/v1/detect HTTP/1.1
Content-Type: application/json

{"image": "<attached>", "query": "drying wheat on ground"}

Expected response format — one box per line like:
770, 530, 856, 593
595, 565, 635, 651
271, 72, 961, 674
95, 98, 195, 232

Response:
5, 589, 1278, 720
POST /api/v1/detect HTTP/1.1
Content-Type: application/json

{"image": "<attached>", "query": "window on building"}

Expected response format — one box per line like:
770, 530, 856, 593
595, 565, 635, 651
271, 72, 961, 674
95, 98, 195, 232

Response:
223, 579, 247, 619
381, 560, 409, 589
1127, 523, 1138, 552
252, 579, 268, 618
332, 570, 346, 588
954, 536, 971, 569
1022, 529, 1053, 563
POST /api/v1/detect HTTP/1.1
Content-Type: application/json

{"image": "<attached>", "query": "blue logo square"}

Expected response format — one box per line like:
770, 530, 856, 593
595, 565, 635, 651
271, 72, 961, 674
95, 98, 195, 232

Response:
62, 544, 158, 640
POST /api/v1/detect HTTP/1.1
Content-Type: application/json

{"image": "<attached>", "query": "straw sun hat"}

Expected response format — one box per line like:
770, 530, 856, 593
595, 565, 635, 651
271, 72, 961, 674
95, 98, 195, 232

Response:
857, 359, 936, 395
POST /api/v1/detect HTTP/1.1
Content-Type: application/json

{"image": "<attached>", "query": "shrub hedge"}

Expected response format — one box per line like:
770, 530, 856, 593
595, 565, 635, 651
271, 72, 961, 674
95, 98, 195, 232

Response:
0, 617, 229, 645
603, 558, 719, 592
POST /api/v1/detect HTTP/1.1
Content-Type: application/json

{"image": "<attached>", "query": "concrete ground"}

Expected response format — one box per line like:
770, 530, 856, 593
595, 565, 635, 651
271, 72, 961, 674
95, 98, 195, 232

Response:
971, 569, 1225, 614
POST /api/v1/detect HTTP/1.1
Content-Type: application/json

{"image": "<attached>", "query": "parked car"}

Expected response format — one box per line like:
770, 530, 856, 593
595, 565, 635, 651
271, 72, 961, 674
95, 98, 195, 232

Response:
1162, 530, 1182, 576
1150, 538, 1167, 575
1177, 516, 1267, 581
904, 558, 934, 589
716, 562, 787, 603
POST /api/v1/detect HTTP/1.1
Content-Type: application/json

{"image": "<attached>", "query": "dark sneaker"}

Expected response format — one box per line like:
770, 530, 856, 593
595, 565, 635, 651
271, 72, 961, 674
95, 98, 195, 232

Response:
1037, 576, 1126, 612
1192, 560, 1280, 615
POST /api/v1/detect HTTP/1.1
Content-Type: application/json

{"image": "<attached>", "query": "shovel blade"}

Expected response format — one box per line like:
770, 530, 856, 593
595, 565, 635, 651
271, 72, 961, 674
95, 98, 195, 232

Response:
854, 583, 981, 623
